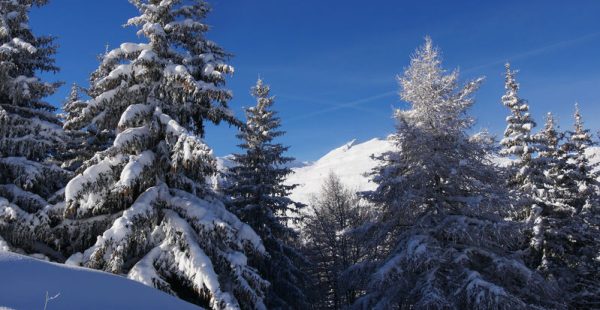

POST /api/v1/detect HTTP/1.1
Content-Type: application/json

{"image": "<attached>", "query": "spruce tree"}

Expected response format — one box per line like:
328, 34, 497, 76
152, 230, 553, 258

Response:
351, 38, 562, 309
567, 104, 600, 307
533, 109, 600, 308
528, 113, 564, 264
568, 103, 599, 211
58, 83, 95, 172
498, 63, 545, 220
61, 83, 86, 130
499, 63, 536, 167
224, 78, 309, 309
58, 1, 267, 308
0, 0, 70, 258
535, 113, 578, 211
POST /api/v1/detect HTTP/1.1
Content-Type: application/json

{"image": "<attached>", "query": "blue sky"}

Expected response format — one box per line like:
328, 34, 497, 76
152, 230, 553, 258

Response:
31, 0, 600, 161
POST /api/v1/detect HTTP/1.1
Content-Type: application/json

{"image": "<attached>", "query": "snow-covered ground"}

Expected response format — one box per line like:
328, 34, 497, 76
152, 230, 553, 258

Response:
286, 138, 394, 205
0, 251, 200, 310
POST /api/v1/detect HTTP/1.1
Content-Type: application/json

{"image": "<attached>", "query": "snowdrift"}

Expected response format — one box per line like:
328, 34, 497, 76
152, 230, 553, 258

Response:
0, 251, 200, 310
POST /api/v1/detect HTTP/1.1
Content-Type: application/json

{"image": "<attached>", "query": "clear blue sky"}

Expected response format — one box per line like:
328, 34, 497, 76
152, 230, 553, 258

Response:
31, 0, 600, 161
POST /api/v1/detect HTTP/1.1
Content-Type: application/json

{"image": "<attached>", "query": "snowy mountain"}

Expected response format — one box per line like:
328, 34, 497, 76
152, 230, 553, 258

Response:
0, 251, 200, 310
285, 138, 394, 205
283, 138, 600, 206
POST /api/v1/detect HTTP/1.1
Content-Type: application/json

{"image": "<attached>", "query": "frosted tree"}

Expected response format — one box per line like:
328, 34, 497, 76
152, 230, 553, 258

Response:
527, 113, 563, 265
0, 0, 70, 258
58, 1, 267, 308
303, 173, 369, 309
58, 83, 95, 172
223, 79, 309, 309
532, 109, 600, 308
566, 104, 600, 308
535, 112, 581, 210
351, 38, 562, 309
567, 103, 599, 211
61, 84, 86, 129
499, 63, 536, 165
498, 63, 545, 220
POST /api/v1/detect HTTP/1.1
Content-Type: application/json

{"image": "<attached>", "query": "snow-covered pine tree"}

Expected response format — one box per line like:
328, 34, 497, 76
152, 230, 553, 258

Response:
499, 63, 536, 166
498, 63, 545, 219
0, 0, 70, 258
568, 103, 600, 211
57, 1, 267, 308
535, 112, 573, 206
61, 83, 86, 129
351, 38, 562, 309
58, 83, 95, 172
533, 108, 600, 308
303, 173, 369, 309
528, 113, 565, 265
223, 78, 309, 309
567, 103, 600, 308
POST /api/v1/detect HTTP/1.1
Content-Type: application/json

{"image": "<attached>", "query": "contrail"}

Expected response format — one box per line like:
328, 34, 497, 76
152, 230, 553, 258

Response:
285, 90, 397, 123
278, 94, 377, 114
283, 31, 600, 122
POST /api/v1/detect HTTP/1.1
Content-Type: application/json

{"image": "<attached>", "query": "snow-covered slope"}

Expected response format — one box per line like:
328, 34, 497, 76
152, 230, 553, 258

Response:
0, 251, 200, 310
284, 139, 600, 206
286, 138, 394, 205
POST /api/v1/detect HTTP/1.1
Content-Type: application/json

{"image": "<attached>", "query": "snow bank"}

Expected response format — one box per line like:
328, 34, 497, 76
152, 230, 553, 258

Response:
0, 251, 200, 309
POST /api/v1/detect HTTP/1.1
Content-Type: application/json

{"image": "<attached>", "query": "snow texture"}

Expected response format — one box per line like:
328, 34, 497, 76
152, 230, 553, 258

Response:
286, 138, 393, 207
0, 251, 201, 309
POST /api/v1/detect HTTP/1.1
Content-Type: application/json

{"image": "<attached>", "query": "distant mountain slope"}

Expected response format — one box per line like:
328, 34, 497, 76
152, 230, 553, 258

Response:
0, 251, 200, 310
284, 138, 600, 206
286, 138, 394, 205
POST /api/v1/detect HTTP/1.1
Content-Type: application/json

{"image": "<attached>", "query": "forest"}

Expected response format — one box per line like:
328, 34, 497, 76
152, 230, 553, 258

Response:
0, 0, 599, 309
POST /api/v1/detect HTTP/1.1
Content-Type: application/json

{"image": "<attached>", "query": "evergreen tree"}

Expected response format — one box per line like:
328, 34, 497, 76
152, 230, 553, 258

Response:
303, 173, 369, 309
534, 113, 578, 211
532, 110, 600, 308
351, 38, 562, 309
528, 113, 564, 265
0, 0, 70, 258
566, 104, 600, 307
224, 78, 309, 309
61, 83, 86, 129
58, 1, 267, 308
498, 63, 545, 219
568, 103, 599, 211
58, 83, 95, 172
499, 63, 536, 166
